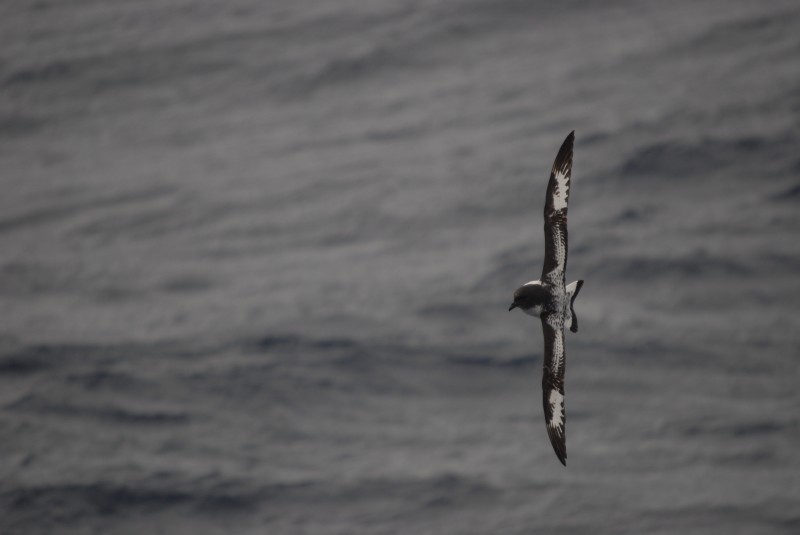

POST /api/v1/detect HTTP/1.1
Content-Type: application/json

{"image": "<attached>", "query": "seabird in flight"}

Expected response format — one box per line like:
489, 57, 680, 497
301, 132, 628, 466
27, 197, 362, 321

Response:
508, 131, 584, 466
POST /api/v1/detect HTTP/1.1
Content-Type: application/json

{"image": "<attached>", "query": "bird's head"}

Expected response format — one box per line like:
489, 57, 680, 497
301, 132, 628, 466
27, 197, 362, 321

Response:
508, 287, 526, 311
508, 282, 545, 312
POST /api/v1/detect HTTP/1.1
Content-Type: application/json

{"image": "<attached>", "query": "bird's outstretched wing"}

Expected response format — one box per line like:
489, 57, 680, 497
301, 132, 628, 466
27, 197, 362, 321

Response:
541, 131, 574, 285
541, 314, 567, 465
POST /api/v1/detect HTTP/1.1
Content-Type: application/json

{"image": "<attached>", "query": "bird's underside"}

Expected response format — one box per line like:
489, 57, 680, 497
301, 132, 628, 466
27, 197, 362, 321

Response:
539, 131, 573, 465
509, 131, 577, 466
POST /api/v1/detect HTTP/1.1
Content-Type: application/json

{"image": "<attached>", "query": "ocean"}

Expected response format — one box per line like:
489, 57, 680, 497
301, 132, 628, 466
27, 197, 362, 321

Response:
1, 1, 799, 533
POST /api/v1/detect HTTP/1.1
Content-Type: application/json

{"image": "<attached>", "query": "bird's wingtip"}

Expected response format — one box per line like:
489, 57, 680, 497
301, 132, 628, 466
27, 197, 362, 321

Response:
554, 445, 567, 466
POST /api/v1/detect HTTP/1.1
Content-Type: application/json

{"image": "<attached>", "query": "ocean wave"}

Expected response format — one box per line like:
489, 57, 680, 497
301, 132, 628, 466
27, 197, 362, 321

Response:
592, 253, 751, 281
3, 60, 77, 89
682, 7, 800, 52
64, 370, 151, 392
0, 478, 258, 521
0, 186, 174, 236
679, 419, 792, 439
245, 334, 362, 354
6, 394, 191, 425
0, 344, 82, 373
771, 181, 800, 201
0, 113, 45, 139
0, 354, 50, 375
252, 472, 499, 506
273, 45, 409, 99
618, 135, 789, 179
446, 354, 536, 368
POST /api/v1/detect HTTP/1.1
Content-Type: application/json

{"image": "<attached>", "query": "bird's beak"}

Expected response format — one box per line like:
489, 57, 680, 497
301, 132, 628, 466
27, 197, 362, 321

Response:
508, 303, 517, 311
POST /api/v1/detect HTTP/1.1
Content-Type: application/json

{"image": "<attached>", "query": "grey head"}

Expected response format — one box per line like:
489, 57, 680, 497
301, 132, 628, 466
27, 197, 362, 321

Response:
508, 283, 551, 315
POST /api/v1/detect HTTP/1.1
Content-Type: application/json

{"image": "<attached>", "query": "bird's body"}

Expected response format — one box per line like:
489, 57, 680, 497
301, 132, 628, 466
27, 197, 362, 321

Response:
514, 279, 583, 331
508, 131, 583, 466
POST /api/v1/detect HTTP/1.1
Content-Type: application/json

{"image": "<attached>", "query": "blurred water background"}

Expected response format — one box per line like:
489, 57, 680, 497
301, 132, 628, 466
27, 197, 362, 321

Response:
1, 1, 799, 533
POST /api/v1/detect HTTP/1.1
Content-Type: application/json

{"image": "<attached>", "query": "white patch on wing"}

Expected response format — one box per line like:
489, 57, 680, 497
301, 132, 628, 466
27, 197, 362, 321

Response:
548, 389, 564, 430
551, 169, 570, 211
524, 280, 541, 286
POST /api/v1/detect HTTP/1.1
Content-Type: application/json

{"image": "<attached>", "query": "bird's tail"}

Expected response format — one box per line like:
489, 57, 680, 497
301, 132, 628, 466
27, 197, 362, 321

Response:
566, 280, 584, 333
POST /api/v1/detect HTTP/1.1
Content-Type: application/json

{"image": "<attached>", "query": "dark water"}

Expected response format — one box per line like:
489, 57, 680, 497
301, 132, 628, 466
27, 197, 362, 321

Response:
2, 1, 799, 533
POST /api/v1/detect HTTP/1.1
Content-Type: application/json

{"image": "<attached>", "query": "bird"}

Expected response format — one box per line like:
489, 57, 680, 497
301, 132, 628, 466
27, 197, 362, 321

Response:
508, 131, 583, 466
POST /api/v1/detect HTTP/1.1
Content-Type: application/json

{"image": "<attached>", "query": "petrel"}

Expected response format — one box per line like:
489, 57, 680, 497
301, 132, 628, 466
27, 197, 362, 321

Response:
508, 131, 583, 466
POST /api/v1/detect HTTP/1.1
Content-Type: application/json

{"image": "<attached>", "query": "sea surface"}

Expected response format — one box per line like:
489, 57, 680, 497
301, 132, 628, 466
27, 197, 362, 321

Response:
1, 1, 799, 533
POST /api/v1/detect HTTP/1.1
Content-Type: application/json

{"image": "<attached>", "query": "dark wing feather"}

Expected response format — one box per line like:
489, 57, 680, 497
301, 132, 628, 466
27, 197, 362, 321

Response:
541, 131, 574, 285
541, 315, 567, 465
